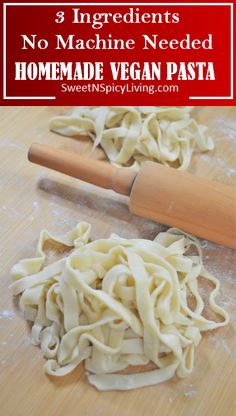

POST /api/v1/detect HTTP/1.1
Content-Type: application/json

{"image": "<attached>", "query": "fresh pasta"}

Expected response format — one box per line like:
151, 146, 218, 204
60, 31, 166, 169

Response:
10, 222, 229, 391
49, 106, 214, 170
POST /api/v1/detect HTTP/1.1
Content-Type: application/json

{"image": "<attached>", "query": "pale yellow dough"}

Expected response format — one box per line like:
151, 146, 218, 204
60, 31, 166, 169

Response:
49, 106, 214, 170
10, 223, 229, 391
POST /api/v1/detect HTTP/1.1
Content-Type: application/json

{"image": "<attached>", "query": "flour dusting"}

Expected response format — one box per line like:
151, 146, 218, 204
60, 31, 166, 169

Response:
0, 310, 15, 320
208, 334, 233, 355
182, 382, 197, 398
0, 141, 22, 150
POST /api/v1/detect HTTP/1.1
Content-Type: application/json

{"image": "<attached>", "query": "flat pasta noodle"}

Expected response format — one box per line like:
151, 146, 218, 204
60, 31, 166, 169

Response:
10, 222, 229, 391
49, 106, 214, 171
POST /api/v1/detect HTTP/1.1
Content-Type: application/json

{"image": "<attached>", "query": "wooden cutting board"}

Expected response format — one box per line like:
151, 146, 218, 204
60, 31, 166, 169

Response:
0, 106, 235, 416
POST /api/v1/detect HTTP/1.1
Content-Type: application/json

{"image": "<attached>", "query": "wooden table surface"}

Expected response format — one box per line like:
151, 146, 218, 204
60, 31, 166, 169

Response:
0, 106, 235, 416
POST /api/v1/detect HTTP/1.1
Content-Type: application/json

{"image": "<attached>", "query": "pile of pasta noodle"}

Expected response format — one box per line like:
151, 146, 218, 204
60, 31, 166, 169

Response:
49, 106, 214, 170
10, 222, 229, 390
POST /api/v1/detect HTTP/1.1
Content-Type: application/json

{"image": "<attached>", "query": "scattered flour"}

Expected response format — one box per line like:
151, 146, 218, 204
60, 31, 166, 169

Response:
184, 390, 197, 398
32, 201, 40, 213
183, 382, 197, 398
0, 141, 22, 150
0, 310, 15, 320
208, 334, 232, 355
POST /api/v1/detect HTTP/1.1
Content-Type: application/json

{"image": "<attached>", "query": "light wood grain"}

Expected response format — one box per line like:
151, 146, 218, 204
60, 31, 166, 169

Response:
0, 106, 235, 416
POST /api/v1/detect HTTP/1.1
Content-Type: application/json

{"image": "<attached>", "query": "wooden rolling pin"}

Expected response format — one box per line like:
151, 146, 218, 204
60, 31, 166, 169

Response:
28, 143, 236, 249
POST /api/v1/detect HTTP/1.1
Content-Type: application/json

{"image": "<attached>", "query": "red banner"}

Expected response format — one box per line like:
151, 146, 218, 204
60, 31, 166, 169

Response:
1, 1, 235, 105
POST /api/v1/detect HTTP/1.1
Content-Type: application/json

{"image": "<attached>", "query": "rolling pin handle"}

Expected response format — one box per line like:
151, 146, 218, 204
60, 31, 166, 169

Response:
28, 143, 136, 197
28, 143, 236, 249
